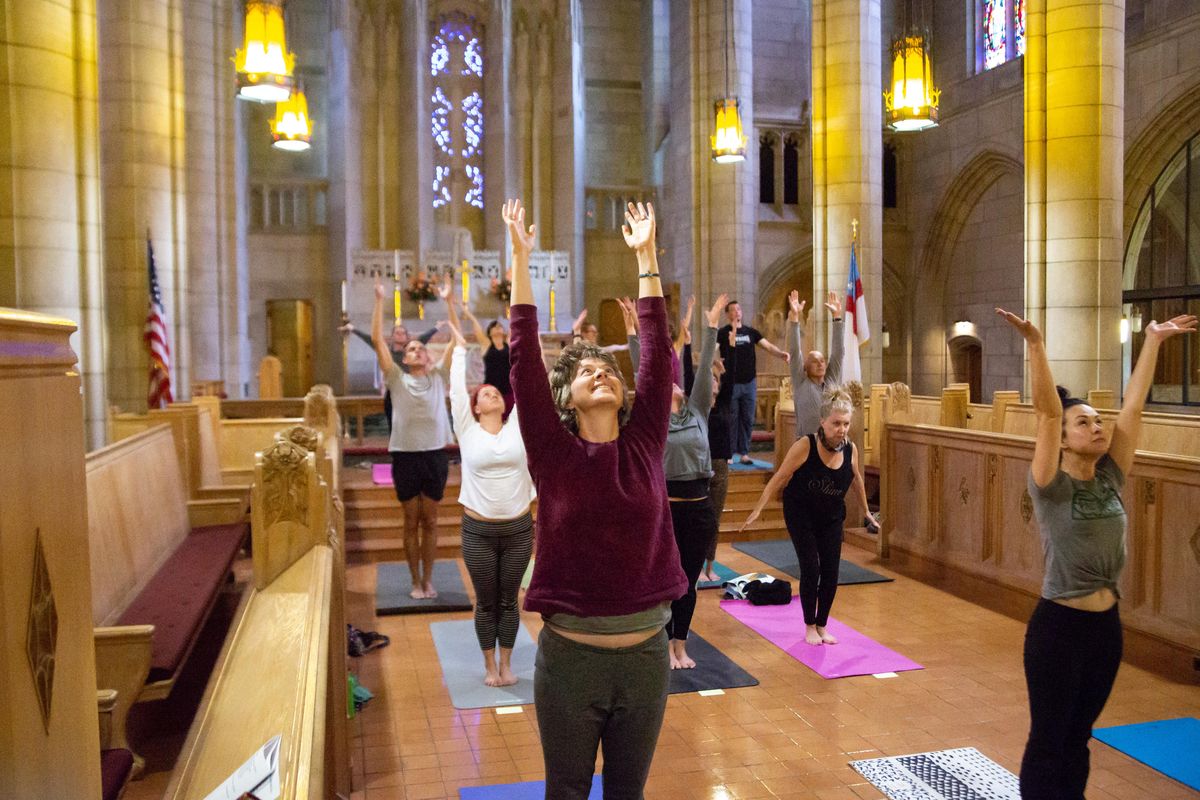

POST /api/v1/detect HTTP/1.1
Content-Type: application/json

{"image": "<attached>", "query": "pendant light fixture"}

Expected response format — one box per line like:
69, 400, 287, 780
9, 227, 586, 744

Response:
235, 0, 296, 104
710, 0, 746, 163
884, 0, 940, 132
271, 81, 312, 151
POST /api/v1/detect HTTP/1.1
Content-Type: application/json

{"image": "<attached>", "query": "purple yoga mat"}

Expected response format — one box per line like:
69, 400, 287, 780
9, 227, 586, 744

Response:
720, 598, 922, 679
372, 462, 390, 485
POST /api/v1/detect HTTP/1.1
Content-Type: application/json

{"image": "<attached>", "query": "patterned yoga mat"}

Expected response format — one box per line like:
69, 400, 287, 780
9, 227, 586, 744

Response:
850, 747, 1020, 800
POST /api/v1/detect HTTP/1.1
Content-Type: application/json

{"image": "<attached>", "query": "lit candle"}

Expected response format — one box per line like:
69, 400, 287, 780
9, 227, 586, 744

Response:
394, 283, 401, 322
461, 258, 470, 304
340, 279, 347, 314
548, 252, 556, 332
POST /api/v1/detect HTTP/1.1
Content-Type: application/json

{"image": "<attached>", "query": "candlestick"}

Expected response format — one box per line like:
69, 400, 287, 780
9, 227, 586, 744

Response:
340, 279, 347, 314
548, 252, 557, 332
394, 284, 401, 322
461, 259, 470, 304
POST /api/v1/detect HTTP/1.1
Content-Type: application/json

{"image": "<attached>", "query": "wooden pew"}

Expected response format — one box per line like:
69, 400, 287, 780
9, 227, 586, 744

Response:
165, 435, 346, 799
87, 425, 250, 772
0, 309, 103, 800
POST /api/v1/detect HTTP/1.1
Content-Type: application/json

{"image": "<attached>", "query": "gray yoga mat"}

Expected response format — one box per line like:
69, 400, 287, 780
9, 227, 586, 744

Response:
431, 619, 536, 709
375, 560, 474, 615
732, 539, 893, 584
668, 633, 759, 695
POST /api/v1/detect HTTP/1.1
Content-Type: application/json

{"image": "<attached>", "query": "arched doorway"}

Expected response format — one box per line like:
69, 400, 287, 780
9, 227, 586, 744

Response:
948, 322, 982, 403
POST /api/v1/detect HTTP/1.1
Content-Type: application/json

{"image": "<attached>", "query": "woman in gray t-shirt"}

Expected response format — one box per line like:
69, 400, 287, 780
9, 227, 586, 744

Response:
997, 306, 1195, 800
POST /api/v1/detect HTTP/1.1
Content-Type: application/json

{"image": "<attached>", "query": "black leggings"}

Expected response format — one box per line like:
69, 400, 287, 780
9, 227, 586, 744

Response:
1020, 599, 1122, 800
704, 460, 729, 563
666, 498, 716, 640
460, 513, 533, 650
783, 504, 843, 627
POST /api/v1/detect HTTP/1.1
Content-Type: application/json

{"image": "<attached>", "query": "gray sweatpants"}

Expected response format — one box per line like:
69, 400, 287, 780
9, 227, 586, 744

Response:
534, 626, 670, 799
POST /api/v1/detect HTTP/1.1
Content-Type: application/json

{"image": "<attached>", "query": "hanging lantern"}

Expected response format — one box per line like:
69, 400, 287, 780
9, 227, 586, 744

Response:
711, 98, 747, 164
271, 83, 312, 151
884, 1, 940, 132
235, 0, 295, 104
710, 0, 745, 164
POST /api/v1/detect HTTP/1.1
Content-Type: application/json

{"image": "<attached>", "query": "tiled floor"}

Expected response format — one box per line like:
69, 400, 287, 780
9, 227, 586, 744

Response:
340, 543, 1200, 800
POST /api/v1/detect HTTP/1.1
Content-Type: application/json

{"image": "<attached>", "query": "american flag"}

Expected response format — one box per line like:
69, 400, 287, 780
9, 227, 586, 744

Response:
842, 240, 871, 383
144, 238, 174, 408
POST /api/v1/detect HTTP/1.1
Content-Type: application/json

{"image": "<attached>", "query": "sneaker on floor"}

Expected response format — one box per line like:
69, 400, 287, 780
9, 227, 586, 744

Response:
360, 631, 390, 653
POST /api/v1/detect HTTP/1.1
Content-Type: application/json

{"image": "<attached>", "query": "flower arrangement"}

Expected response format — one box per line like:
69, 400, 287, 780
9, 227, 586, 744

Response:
490, 277, 512, 304
405, 272, 438, 303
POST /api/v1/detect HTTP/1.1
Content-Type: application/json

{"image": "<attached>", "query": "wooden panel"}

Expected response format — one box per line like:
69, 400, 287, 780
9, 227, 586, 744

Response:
165, 546, 332, 800
196, 408, 223, 487
218, 418, 303, 474
85, 425, 191, 626
0, 309, 102, 800
885, 421, 1200, 675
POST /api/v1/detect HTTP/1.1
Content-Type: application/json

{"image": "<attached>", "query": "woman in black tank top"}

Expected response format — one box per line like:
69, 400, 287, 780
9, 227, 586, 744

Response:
462, 304, 514, 413
741, 389, 877, 645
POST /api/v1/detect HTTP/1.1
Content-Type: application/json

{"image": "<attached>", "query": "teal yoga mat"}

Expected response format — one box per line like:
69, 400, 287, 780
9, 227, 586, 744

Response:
732, 538, 893, 584
1093, 717, 1200, 791
431, 619, 536, 709
375, 560, 474, 615
697, 561, 737, 590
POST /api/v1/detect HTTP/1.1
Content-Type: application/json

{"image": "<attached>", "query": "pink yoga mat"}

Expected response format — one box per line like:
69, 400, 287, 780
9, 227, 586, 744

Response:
372, 462, 391, 485
720, 598, 922, 679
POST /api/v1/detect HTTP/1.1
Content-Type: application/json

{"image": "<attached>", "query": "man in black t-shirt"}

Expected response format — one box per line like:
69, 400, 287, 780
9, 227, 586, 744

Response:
717, 300, 790, 464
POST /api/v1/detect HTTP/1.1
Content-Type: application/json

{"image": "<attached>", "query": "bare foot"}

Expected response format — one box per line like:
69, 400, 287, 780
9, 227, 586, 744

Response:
669, 649, 683, 670
410, 586, 427, 599
497, 665, 518, 686
484, 669, 502, 687
701, 566, 719, 582
805, 625, 823, 646
423, 582, 438, 598
817, 626, 838, 645
676, 647, 696, 669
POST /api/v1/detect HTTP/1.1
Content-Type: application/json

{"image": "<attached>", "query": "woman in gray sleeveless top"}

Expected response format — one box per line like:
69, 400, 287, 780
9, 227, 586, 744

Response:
996, 306, 1196, 800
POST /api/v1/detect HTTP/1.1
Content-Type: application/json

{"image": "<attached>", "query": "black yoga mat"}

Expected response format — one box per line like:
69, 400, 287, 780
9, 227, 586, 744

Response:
668, 633, 759, 695
375, 560, 474, 615
731, 539, 893, 585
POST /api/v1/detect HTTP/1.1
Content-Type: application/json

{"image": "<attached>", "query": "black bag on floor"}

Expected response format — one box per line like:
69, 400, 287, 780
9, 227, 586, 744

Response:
745, 578, 792, 605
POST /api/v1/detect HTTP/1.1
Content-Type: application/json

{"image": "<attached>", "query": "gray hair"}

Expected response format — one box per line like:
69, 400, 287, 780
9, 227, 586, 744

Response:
548, 343, 631, 435
819, 387, 853, 420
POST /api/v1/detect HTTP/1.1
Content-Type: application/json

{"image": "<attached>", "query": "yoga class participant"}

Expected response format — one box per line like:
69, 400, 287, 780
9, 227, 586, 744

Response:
996, 307, 1196, 800
571, 308, 599, 345
701, 359, 731, 582
741, 388, 877, 645
507, 196, 685, 800
460, 300, 514, 414
342, 317, 441, 430
717, 299, 790, 464
618, 295, 683, 387
785, 289, 845, 437
371, 276, 455, 599
444, 309, 535, 688
630, 293, 726, 669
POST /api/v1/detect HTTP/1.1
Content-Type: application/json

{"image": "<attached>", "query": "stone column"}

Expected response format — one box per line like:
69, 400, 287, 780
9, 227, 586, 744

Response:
97, 0, 189, 411
0, 0, 107, 448
666, 0, 756, 310
810, 0, 882, 385
183, 0, 240, 396
397, 0, 432, 254
551, 0, 585, 311
1024, 0, 1123, 395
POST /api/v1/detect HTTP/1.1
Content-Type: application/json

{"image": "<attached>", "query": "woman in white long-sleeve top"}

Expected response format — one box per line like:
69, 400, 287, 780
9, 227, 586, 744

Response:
445, 298, 536, 687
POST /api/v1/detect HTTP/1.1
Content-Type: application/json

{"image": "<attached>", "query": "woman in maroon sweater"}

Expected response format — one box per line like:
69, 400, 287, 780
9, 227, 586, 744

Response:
505, 197, 686, 799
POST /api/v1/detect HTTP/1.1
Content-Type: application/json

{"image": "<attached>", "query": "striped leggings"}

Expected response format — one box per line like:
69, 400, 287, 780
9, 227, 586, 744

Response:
461, 512, 534, 651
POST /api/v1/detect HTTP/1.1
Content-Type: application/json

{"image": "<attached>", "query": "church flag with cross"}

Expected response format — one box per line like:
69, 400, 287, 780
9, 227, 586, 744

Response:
842, 240, 870, 384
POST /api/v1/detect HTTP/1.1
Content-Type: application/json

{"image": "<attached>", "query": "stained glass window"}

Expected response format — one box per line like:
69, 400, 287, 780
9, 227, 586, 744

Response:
1013, 0, 1025, 57
983, 0, 1006, 69
428, 12, 484, 212
461, 92, 483, 159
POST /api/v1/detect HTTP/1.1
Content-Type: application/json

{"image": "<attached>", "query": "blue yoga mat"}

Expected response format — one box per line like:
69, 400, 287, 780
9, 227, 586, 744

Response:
1093, 717, 1200, 791
730, 457, 773, 471
460, 776, 602, 799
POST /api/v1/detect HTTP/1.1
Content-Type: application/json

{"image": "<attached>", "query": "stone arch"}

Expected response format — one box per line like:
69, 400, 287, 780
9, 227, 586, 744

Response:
1122, 82, 1200, 269
756, 245, 813, 318
919, 149, 1023, 285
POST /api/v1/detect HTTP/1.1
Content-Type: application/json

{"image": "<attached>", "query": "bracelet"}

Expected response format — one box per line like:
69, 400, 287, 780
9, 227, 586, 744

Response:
832, 317, 842, 322
638, 272, 660, 279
